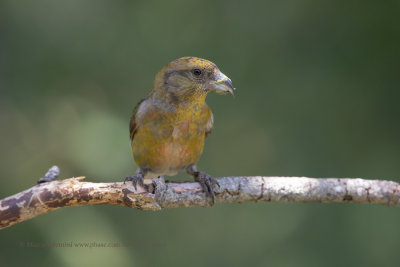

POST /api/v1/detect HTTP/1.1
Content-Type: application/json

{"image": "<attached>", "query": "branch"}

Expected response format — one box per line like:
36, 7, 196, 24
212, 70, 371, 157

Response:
1, 171, 399, 229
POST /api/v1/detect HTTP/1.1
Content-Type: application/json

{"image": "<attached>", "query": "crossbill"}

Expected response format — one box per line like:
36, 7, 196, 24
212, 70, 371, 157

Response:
125, 57, 235, 203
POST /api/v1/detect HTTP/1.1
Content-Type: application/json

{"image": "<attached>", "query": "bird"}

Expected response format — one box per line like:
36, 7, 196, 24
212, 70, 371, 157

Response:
124, 57, 235, 204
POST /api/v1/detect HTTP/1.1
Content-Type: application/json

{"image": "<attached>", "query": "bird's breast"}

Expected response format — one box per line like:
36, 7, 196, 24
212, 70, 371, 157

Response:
172, 121, 189, 139
132, 117, 206, 176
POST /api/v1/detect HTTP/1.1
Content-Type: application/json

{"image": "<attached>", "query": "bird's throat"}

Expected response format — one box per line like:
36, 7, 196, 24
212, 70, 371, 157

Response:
153, 85, 207, 110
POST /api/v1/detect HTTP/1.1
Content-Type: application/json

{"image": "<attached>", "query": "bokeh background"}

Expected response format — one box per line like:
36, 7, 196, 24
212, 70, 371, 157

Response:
1, 1, 400, 266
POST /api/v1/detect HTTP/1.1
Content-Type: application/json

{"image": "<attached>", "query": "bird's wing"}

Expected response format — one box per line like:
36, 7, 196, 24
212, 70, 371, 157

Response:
129, 99, 145, 141
205, 107, 214, 138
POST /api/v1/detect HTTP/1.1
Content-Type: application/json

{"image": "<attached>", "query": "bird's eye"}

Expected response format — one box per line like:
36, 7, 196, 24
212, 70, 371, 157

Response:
193, 69, 202, 76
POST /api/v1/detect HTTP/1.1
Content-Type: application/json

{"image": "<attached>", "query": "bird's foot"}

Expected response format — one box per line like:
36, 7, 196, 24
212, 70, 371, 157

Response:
124, 173, 144, 190
194, 172, 217, 205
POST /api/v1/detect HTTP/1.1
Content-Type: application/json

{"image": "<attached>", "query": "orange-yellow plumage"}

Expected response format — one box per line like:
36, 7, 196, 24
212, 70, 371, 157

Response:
127, 57, 234, 202
131, 101, 211, 177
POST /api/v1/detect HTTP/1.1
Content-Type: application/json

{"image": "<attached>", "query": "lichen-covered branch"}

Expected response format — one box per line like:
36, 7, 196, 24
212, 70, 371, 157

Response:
1, 175, 399, 229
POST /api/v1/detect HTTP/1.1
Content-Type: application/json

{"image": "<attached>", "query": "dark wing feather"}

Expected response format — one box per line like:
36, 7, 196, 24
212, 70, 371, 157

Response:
129, 99, 145, 141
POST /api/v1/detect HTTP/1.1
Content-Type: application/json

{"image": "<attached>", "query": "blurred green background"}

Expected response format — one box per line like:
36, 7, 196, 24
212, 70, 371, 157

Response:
1, 1, 400, 266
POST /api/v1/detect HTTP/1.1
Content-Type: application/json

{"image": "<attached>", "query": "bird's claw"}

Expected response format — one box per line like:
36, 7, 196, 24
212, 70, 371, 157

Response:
124, 173, 144, 190
194, 172, 217, 205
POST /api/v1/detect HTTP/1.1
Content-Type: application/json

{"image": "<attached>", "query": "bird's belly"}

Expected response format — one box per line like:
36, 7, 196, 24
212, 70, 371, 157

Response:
132, 122, 205, 177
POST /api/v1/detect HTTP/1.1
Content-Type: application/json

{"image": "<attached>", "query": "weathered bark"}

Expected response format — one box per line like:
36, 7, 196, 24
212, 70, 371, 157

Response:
1, 176, 399, 230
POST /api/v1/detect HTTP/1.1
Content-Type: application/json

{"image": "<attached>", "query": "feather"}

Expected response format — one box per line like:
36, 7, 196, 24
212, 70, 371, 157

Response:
205, 109, 214, 138
129, 98, 145, 141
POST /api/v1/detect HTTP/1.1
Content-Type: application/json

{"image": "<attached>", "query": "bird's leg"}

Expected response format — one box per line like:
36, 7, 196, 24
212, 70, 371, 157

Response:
124, 168, 147, 190
186, 165, 217, 205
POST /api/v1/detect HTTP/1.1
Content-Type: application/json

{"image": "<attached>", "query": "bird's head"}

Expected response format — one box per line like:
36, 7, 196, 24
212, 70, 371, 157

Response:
152, 57, 235, 105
